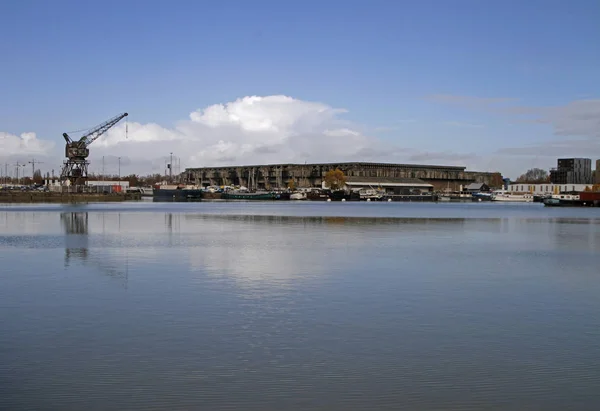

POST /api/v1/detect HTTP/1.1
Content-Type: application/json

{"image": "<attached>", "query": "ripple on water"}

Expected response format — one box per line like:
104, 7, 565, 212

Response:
1, 204, 600, 410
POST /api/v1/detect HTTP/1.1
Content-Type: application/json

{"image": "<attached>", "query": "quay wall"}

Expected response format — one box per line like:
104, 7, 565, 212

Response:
185, 162, 499, 191
0, 192, 141, 203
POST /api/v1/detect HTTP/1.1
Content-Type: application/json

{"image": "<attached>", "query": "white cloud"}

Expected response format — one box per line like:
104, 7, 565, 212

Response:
0, 94, 503, 177
0, 131, 54, 157
428, 94, 600, 140
90, 95, 382, 172
323, 128, 360, 137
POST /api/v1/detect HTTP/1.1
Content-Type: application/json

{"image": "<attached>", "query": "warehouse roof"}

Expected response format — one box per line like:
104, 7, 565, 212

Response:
345, 176, 433, 187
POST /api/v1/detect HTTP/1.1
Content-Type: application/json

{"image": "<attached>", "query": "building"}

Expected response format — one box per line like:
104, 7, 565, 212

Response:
508, 183, 593, 195
464, 182, 490, 193
185, 162, 499, 192
596, 160, 600, 184
44, 179, 129, 193
550, 158, 592, 184
343, 177, 433, 194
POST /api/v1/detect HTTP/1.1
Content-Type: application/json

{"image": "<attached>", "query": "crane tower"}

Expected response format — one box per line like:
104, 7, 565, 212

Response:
60, 112, 128, 186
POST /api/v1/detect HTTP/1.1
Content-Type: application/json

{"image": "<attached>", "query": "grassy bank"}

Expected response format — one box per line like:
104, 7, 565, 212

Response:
0, 191, 142, 203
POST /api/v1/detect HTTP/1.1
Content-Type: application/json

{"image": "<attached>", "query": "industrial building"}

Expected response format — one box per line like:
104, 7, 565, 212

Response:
184, 162, 499, 191
596, 160, 600, 184
550, 158, 593, 184
343, 177, 434, 194
508, 183, 594, 195
44, 179, 129, 193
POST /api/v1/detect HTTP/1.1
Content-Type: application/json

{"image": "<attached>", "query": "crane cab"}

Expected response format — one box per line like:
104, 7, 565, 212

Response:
65, 143, 90, 160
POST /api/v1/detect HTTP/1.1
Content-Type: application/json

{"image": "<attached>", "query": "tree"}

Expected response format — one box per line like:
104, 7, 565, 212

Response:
489, 172, 504, 188
124, 174, 140, 187
33, 169, 43, 185
287, 179, 296, 190
324, 169, 347, 190
516, 168, 549, 183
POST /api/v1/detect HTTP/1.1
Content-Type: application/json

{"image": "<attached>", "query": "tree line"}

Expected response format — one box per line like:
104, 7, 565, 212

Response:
515, 168, 550, 183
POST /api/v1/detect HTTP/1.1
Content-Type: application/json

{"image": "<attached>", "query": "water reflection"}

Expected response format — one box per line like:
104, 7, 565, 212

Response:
2, 206, 600, 411
186, 215, 476, 292
61, 212, 89, 263
60, 212, 129, 287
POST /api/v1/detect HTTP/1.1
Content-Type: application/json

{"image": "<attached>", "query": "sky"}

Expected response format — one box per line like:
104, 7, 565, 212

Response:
1, 0, 599, 180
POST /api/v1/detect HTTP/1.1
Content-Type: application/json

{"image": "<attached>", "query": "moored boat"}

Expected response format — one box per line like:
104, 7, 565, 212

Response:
290, 192, 307, 200
383, 193, 438, 202
543, 193, 584, 207
221, 190, 278, 200
472, 192, 493, 201
491, 190, 534, 203
306, 189, 331, 201
153, 184, 203, 201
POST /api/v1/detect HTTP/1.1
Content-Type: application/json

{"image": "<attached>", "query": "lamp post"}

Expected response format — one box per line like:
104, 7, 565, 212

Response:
118, 157, 121, 180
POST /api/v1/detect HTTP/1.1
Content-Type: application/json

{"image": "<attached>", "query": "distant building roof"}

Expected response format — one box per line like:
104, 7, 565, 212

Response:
345, 176, 433, 188
465, 183, 487, 190
186, 161, 466, 171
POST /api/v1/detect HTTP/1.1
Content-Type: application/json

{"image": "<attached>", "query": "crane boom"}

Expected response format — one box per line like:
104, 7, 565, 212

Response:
63, 112, 128, 149
79, 112, 128, 147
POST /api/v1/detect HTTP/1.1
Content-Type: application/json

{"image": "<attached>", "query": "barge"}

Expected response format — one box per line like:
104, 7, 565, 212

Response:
153, 184, 203, 201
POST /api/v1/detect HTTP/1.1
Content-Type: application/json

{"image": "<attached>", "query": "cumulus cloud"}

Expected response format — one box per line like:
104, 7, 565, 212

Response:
0, 94, 494, 177
91, 95, 387, 172
0, 131, 54, 156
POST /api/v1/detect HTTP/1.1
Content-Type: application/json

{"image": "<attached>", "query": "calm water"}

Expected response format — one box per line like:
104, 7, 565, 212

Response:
1, 201, 600, 410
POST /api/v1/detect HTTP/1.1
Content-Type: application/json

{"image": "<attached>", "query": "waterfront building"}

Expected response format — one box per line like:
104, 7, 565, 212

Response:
550, 158, 593, 184
508, 183, 593, 195
185, 162, 499, 191
343, 177, 434, 194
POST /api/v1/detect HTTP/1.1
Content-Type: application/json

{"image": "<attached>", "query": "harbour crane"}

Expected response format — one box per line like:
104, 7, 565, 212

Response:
60, 112, 128, 185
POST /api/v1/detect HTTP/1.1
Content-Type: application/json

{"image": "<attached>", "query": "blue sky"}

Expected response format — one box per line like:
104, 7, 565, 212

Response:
1, 0, 599, 178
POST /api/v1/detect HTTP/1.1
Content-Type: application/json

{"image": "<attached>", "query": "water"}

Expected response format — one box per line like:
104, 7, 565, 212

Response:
1, 201, 600, 410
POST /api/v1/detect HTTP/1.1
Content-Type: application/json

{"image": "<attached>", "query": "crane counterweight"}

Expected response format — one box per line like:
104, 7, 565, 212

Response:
60, 112, 128, 186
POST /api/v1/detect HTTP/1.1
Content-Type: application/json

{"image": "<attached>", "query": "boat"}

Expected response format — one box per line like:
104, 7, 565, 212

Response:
306, 189, 331, 201
329, 190, 361, 201
290, 192, 307, 200
533, 194, 551, 203
152, 184, 203, 201
543, 193, 583, 207
438, 192, 473, 202
201, 186, 223, 200
383, 193, 438, 202
471, 192, 493, 202
491, 190, 534, 203
138, 187, 154, 197
358, 188, 385, 201
221, 190, 278, 200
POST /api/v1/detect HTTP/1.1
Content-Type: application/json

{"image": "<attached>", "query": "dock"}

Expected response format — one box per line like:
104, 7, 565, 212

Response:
0, 191, 141, 204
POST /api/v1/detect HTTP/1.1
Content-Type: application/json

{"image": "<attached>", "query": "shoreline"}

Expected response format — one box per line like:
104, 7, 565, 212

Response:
0, 192, 142, 203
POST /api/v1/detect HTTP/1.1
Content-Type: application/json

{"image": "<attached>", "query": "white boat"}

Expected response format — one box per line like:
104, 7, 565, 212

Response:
491, 190, 534, 203
290, 192, 307, 200
358, 188, 384, 201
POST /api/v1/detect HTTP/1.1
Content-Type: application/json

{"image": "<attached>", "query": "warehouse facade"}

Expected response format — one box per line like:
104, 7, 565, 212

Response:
185, 162, 499, 191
